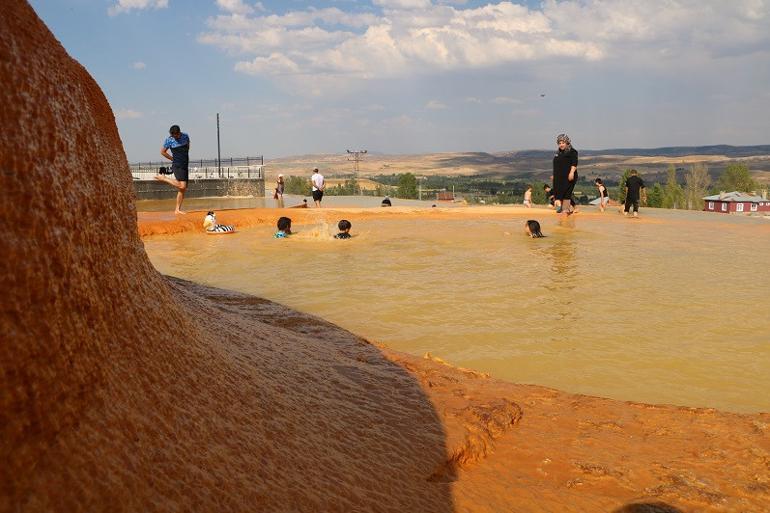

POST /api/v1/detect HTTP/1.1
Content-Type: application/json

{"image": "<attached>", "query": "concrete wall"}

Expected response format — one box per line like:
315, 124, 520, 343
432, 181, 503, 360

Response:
133, 178, 264, 200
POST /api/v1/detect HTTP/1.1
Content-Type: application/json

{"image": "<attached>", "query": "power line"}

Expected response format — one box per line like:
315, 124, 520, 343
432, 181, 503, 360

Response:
346, 149, 367, 176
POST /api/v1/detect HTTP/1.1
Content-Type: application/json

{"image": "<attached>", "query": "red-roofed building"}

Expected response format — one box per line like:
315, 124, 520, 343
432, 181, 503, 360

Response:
703, 191, 770, 214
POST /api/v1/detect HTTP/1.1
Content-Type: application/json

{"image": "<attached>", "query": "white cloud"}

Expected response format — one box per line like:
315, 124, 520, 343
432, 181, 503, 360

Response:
216, 0, 254, 15
199, 0, 770, 89
373, 0, 432, 9
115, 108, 143, 119
464, 97, 482, 104
108, 0, 167, 16
425, 100, 447, 110
132, 61, 146, 70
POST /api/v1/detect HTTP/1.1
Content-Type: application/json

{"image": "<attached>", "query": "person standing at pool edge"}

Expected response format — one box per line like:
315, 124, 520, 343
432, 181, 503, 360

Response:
311, 168, 325, 207
552, 134, 578, 215
624, 169, 646, 218
274, 174, 285, 203
155, 125, 190, 215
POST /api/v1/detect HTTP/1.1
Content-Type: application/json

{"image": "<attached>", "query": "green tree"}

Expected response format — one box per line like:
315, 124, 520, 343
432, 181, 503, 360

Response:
346, 176, 361, 195
396, 173, 418, 199
285, 175, 309, 195
618, 169, 633, 205
684, 163, 711, 210
717, 163, 758, 193
530, 181, 547, 205
646, 183, 664, 208
662, 165, 685, 209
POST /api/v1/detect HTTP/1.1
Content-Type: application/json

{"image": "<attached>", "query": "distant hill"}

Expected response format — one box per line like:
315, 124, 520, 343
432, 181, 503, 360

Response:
506, 145, 770, 159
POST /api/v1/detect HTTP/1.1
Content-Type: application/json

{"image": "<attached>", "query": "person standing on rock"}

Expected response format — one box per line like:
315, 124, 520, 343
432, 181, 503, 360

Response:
155, 124, 190, 215
552, 134, 578, 215
311, 168, 325, 207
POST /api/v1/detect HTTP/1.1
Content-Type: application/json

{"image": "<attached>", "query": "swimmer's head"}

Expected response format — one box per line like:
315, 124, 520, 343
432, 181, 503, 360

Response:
277, 216, 292, 233
525, 219, 544, 238
338, 219, 351, 233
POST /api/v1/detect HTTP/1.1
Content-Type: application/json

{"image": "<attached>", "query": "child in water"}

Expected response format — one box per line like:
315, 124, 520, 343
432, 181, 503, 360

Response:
334, 219, 352, 239
275, 216, 292, 238
203, 211, 235, 233
525, 220, 544, 238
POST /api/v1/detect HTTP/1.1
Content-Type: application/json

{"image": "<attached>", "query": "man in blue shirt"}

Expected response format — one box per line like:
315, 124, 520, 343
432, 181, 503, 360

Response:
155, 124, 190, 214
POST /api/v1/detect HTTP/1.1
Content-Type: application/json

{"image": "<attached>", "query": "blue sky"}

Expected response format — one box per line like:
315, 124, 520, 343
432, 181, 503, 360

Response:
30, 0, 770, 161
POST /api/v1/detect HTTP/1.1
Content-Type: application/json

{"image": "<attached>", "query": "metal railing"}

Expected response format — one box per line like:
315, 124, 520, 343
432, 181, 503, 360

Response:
130, 156, 264, 180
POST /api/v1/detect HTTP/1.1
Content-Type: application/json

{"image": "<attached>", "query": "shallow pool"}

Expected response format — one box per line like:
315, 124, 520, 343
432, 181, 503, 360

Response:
144, 208, 770, 413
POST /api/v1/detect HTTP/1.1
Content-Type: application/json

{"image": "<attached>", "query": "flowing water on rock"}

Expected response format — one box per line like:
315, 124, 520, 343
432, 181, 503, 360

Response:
144, 208, 770, 413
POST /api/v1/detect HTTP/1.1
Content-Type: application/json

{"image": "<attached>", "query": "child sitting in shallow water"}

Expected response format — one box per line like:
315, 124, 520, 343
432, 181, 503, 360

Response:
275, 216, 292, 238
334, 219, 352, 239
525, 219, 544, 238
203, 211, 235, 233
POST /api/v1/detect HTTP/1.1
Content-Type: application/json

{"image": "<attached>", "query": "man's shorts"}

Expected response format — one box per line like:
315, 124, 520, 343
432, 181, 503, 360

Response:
172, 164, 189, 182
312, 190, 324, 202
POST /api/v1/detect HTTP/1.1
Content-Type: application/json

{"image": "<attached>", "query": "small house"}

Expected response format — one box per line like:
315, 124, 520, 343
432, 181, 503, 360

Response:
703, 191, 770, 214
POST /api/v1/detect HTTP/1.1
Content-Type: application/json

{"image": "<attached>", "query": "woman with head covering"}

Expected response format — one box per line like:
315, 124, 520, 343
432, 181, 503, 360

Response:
552, 134, 578, 214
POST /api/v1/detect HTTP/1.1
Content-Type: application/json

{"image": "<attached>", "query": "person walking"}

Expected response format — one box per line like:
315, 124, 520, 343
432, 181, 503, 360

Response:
552, 134, 578, 215
595, 178, 609, 212
623, 169, 646, 218
155, 124, 190, 215
274, 174, 285, 203
311, 168, 325, 207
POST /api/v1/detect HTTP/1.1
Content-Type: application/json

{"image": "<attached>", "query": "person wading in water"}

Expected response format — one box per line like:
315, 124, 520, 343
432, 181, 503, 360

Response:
552, 134, 578, 215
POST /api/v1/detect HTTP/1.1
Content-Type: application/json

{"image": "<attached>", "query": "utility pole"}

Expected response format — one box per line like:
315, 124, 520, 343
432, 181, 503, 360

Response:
346, 150, 366, 196
346, 149, 367, 176
216, 113, 222, 178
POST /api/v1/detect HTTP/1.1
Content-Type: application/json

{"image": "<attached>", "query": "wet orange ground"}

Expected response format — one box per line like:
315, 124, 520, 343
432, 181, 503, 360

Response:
3, 2, 770, 512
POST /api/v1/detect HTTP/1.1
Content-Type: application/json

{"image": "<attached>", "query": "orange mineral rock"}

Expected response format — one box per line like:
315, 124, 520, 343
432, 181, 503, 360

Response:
1, 1, 769, 513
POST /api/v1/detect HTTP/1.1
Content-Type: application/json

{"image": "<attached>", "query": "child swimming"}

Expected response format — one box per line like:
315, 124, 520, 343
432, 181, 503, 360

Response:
203, 211, 235, 234
275, 216, 292, 238
334, 219, 352, 239
525, 220, 544, 238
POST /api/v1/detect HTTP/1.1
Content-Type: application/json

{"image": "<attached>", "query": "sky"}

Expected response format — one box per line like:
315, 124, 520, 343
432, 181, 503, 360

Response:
29, 0, 770, 161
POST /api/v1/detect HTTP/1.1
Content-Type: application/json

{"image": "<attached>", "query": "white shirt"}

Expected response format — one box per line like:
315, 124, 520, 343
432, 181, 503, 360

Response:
311, 172, 325, 191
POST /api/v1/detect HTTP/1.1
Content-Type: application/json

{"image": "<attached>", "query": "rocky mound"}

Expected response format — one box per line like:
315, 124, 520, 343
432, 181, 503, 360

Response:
1, 2, 517, 511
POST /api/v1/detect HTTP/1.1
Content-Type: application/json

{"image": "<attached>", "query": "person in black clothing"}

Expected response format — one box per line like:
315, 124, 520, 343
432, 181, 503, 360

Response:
335, 219, 352, 239
381, 197, 392, 207
552, 134, 578, 214
624, 169, 646, 217
595, 178, 609, 212
155, 124, 190, 214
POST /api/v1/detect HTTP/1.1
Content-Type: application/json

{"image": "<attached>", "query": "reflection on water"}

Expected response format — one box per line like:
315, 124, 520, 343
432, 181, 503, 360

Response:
144, 209, 770, 413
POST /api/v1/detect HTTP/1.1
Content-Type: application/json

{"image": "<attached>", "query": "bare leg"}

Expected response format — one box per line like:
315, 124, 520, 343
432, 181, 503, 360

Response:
175, 181, 187, 214
155, 175, 184, 191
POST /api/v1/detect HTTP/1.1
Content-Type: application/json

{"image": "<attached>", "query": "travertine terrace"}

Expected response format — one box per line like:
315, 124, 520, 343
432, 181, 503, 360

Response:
1, 2, 769, 512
